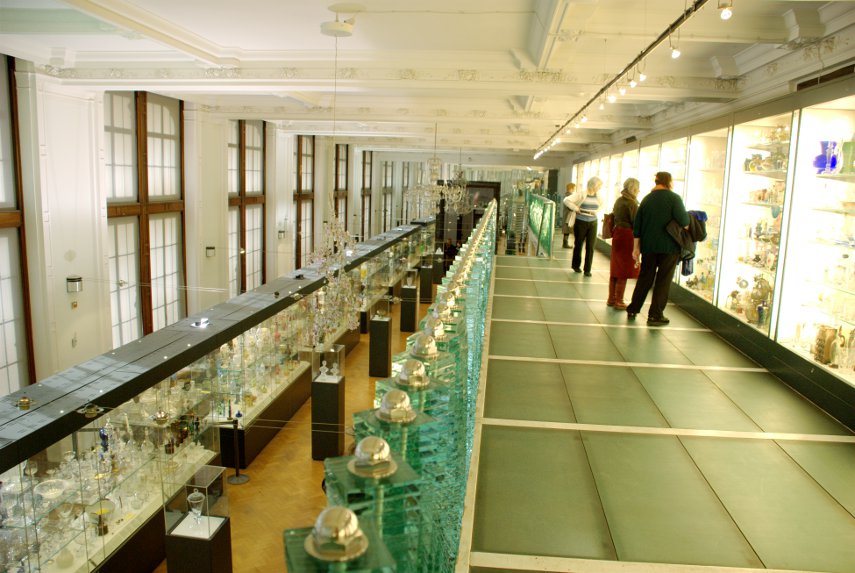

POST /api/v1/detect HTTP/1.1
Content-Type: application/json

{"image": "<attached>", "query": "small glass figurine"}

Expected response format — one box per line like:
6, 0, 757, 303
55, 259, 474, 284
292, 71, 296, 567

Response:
330, 362, 340, 377
319, 360, 329, 377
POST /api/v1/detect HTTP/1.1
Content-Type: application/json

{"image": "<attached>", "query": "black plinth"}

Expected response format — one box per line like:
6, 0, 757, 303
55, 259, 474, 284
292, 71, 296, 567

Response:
359, 309, 370, 333
311, 373, 345, 460
400, 284, 419, 332
419, 265, 433, 303
432, 259, 444, 284
165, 515, 233, 573
369, 316, 392, 377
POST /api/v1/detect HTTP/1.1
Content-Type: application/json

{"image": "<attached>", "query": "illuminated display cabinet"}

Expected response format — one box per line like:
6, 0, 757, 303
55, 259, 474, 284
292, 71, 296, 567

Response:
574, 83, 855, 427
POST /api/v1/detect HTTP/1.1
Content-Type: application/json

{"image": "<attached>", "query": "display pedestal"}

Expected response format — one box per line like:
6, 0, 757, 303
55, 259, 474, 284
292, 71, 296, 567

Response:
369, 316, 392, 377
419, 263, 433, 304
400, 283, 419, 332
166, 515, 232, 573
432, 258, 444, 284
311, 373, 345, 460
220, 364, 312, 468
388, 278, 402, 299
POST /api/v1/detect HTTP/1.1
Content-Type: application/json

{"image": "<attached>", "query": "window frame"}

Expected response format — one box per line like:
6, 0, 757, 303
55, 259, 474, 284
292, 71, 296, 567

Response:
360, 150, 372, 240
227, 120, 266, 294
105, 91, 187, 337
295, 135, 315, 268
334, 143, 348, 228
0, 57, 35, 388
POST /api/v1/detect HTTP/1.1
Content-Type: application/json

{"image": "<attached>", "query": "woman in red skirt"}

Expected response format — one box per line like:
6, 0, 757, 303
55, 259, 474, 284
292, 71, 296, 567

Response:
608, 178, 640, 309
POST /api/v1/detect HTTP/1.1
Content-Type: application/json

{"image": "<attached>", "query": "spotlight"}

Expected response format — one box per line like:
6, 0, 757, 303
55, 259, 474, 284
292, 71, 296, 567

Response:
598, 100, 605, 110
639, 71, 647, 82
669, 34, 681, 59
607, 93, 616, 103
719, 1, 733, 20
618, 85, 627, 96
581, 115, 588, 123
629, 78, 637, 88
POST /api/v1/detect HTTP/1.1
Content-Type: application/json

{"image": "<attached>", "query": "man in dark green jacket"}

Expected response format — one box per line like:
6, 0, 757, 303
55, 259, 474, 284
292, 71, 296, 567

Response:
625, 171, 689, 326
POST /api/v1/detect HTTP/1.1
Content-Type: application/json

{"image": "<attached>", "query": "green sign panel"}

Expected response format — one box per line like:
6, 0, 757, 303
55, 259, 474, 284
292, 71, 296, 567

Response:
526, 190, 555, 257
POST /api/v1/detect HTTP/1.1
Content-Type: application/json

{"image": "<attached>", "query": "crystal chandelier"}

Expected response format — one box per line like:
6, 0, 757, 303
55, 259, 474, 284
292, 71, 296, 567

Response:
302, 31, 361, 350
405, 126, 471, 217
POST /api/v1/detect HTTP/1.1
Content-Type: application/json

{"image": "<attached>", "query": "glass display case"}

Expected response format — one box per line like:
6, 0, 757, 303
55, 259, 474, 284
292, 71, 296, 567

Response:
638, 143, 660, 200
165, 465, 227, 540
659, 137, 688, 197
680, 127, 730, 302
0, 220, 431, 573
718, 111, 794, 335
0, 366, 218, 573
776, 94, 855, 383
605, 154, 623, 219
212, 303, 308, 428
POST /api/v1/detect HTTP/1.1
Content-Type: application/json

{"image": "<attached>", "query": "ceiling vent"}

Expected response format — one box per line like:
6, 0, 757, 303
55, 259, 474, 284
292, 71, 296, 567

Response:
796, 64, 855, 91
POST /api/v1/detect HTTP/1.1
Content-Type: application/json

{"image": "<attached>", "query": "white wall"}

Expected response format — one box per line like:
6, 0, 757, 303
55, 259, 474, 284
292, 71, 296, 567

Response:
270, 126, 299, 278
15, 69, 111, 378
183, 105, 228, 314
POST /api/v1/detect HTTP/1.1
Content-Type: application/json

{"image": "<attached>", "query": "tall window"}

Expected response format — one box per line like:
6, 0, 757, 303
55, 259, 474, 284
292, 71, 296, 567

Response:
360, 150, 372, 240
334, 143, 348, 229
295, 135, 314, 267
0, 57, 33, 395
227, 120, 266, 297
105, 91, 185, 344
401, 162, 410, 224
382, 160, 393, 232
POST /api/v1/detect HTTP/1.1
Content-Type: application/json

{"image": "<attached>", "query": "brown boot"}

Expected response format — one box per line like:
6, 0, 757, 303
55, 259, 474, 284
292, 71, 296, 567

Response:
606, 277, 617, 306
614, 279, 628, 310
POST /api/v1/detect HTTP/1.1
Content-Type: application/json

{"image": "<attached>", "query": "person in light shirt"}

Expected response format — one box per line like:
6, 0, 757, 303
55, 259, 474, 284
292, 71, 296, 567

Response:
565, 177, 602, 277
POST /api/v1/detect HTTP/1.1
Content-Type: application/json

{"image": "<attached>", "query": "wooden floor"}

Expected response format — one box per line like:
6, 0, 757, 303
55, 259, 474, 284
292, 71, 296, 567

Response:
153, 296, 432, 572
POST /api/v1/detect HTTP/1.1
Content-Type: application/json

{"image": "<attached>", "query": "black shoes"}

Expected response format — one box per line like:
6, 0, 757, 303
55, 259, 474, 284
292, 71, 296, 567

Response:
647, 316, 670, 326
626, 310, 637, 319
584, 272, 592, 277
572, 267, 582, 273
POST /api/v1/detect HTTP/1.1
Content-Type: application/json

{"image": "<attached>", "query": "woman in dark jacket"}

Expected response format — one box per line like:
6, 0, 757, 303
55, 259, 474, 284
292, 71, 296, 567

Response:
607, 178, 640, 308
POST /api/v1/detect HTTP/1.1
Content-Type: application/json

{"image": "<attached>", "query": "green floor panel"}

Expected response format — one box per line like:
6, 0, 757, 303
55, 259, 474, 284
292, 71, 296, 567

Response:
582, 432, 764, 568
559, 364, 668, 427
572, 282, 610, 300
473, 426, 616, 559
526, 257, 568, 269
584, 303, 639, 326
489, 322, 556, 358
538, 298, 599, 323
493, 279, 539, 297
704, 370, 852, 435
495, 265, 534, 280
632, 368, 762, 431
663, 330, 758, 368
485, 360, 576, 422
533, 281, 583, 299
547, 324, 625, 363
776, 441, 855, 516
490, 296, 546, 321
604, 327, 693, 365
681, 437, 855, 572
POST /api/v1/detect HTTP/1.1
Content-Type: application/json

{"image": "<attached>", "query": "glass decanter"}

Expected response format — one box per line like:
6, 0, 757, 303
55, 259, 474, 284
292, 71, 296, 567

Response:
187, 488, 205, 525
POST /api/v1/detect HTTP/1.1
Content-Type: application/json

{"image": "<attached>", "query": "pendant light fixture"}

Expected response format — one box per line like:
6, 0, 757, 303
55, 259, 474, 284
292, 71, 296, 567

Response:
718, 0, 734, 20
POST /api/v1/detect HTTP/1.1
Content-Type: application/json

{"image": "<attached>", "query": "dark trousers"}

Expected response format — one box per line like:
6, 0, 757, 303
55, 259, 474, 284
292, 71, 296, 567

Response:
627, 252, 679, 319
571, 219, 597, 272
